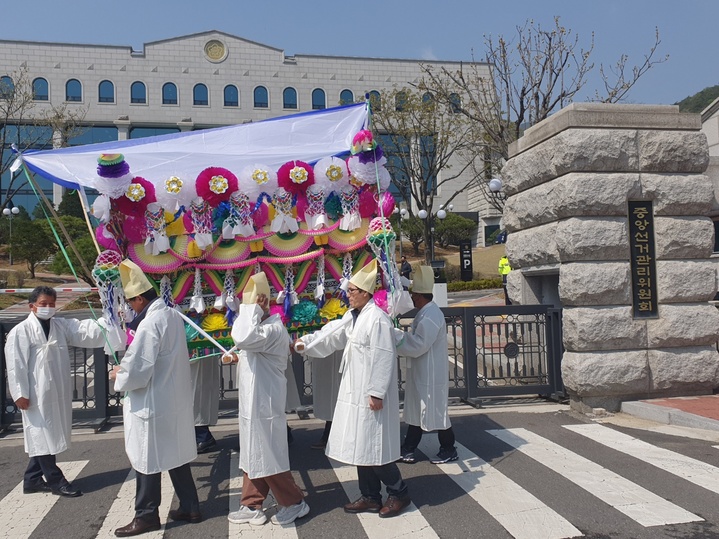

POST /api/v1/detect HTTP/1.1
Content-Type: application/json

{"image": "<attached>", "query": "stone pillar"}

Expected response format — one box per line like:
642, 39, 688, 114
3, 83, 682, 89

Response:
501, 103, 719, 413
114, 117, 131, 140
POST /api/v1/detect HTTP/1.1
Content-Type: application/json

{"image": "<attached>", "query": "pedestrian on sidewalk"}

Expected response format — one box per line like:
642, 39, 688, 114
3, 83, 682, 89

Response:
110, 260, 201, 537
224, 272, 309, 527
396, 266, 458, 465
5, 286, 111, 498
295, 260, 411, 518
498, 255, 512, 305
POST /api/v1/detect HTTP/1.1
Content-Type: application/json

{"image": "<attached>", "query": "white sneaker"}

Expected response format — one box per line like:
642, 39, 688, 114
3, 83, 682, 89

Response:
270, 500, 310, 525
228, 505, 267, 525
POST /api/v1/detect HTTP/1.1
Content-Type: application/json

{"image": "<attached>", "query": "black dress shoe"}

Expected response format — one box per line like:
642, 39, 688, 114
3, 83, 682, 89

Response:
114, 517, 161, 537
52, 484, 82, 497
197, 438, 217, 454
168, 508, 202, 523
23, 481, 53, 494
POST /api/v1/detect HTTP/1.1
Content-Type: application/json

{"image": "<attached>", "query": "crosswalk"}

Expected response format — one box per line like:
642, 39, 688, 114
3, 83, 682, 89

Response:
4, 422, 719, 538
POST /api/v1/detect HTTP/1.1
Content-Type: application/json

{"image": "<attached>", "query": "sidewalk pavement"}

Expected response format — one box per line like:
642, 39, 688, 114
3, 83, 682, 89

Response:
621, 395, 719, 433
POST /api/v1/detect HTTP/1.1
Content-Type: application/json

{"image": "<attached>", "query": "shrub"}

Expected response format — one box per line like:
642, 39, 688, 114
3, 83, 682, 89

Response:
9, 270, 26, 288
447, 278, 503, 292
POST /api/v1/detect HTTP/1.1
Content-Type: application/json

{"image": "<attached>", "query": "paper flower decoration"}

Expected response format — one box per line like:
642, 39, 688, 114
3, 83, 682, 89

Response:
347, 154, 391, 187
358, 189, 378, 218
278, 160, 314, 195
318, 297, 348, 320
94, 154, 133, 199
291, 300, 319, 324
113, 176, 156, 216
196, 167, 238, 207
155, 175, 197, 211
351, 130, 376, 155
240, 163, 277, 201
313, 156, 349, 192
201, 312, 230, 332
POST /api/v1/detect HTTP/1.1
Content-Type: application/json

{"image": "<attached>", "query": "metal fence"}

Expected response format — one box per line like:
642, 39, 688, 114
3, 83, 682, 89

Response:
1, 304, 564, 428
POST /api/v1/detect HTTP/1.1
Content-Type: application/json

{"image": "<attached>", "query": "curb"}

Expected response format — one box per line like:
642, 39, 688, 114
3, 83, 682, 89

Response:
621, 400, 719, 432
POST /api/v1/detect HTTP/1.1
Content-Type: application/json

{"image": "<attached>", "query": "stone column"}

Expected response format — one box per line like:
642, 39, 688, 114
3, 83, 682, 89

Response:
501, 103, 719, 413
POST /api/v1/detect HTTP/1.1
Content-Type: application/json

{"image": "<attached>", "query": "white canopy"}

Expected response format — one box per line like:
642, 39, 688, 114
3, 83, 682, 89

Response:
19, 103, 369, 190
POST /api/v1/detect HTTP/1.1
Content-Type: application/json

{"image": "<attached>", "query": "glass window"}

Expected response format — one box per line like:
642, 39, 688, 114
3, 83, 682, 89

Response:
369, 90, 381, 111
254, 86, 268, 108
422, 92, 433, 104
0, 76, 14, 99
395, 91, 408, 112
449, 93, 461, 113
340, 89, 354, 105
32, 78, 49, 101
283, 87, 297, 109
69, 126, 118, 146
312, 88, 326, 110
162, 82, 178, 105
193, 83, 208, 106
129, 127, 180, 139
224, 85, 238, 107
130, 81, 146, 104
98, 80, 114, 103
65, 79, 82, 102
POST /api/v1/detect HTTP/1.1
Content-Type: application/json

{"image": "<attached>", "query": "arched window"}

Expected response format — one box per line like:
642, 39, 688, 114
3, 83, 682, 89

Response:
283, 87, 297, 109
130, 81, 146, 104
254, 86, 268, 108
162, 82, 178, 105
33, 78, 49, 101
395, 91, 409, 112
98, 80, 114, 103
65, 79, 82, 102
369, 90, 381, 111
422, 92, 433, 104
449, 93, 461, 113
312, 88, 326, 110
224, 85, 238, 107
0, 76, 14, 99
340, 89, 354, 105
193, 83, 208, 106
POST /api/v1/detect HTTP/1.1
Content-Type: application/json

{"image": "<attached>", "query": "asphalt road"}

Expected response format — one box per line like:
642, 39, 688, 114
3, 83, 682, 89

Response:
3, 403, 719, 539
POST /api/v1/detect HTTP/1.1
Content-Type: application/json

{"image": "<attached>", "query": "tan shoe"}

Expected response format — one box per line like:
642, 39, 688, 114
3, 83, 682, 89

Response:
378, 495, 411, 518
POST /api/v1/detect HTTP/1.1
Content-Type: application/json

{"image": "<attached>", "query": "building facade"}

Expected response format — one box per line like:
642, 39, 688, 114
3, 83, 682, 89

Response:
0, 30, 499, 245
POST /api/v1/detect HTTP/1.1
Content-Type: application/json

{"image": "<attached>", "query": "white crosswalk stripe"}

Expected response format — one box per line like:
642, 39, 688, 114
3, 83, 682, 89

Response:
328, 459, 438, 538
228, 451, 300, 537
94, 469, 173, 538
488, 428, 702, 527
416, 438, 582, 539
564, 423, 719, 495
0, 460, 87, 539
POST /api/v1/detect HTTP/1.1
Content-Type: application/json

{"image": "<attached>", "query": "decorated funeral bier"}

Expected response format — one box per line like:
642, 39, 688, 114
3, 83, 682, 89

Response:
17, 103, 411, 358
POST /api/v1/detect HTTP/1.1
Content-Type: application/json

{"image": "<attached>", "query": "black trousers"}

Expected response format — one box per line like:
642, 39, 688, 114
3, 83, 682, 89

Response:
194, 425, 213, 444
403, 424, 456, 452
24, 454, 67, 489
356, 463, 407, 504
135, 463, 199, 520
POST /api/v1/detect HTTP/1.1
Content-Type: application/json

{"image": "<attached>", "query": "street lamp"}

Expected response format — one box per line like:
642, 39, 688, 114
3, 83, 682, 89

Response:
489, 178, 507, 201
3, 206, 19, 265
418, 206, 449, 264
393, 206, 408, 259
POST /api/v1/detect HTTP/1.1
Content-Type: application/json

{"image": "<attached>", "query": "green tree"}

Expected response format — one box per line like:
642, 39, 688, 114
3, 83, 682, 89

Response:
435, 213, 477, 248
391, 214, 425, 257
48, 235, 97, 285
10, 220, 54, 277
57, 190, 86, 218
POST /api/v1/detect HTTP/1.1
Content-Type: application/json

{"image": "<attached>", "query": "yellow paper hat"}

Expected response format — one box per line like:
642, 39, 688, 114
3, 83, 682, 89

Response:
411, 266, 435, 294
119, 259, 154, 299
242, 271, 271, 305
349, 259, 378, 294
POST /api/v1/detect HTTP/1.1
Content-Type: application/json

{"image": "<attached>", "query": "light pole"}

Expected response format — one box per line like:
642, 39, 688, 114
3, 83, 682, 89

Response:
417, 206, 449, 264
393, 206, 408, 259
489, 178, 507, 201
3, 206, 19, 265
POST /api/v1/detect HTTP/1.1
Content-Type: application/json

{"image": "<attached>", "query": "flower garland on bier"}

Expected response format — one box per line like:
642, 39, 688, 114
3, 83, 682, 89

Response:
89, 130, 410, 359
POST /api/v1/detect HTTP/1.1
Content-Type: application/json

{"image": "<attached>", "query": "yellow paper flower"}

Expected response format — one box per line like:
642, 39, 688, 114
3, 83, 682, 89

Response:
252, 169, 269, 185
209, 175, 229, 195
187, 240, 203, 258
290, 166, 308, 184
319, 297, 348, 320
126, 183, 146, 202
326, 164, 344, 182
165, 176, 183, 194
201, 312, 230, 332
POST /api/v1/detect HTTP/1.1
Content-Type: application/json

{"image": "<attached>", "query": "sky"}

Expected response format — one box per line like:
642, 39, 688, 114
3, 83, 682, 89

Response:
2, 0, 718, 107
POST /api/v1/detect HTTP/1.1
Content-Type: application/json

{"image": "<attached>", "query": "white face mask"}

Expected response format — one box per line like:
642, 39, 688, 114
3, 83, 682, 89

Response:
35, 306, 56, 320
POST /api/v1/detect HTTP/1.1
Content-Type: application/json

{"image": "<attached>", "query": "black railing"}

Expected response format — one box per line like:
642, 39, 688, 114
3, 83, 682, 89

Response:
1, 305, 564, 428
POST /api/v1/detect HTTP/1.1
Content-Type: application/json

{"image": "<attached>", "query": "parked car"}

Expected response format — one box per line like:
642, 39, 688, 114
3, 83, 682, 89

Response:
494, 230, 507, 244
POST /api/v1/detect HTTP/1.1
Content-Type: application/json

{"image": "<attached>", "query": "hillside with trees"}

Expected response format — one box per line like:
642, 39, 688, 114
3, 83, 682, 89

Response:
676, 85, 719, 113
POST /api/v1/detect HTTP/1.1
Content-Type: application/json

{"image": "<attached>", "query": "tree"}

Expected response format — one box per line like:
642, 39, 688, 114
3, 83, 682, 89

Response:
372, 88, 481, 263
48, 235, 97, 285
434, 213, 477, 248
57, 189, 86, 218
10, 220, 54, 277
390, 213, 425, 257
418, 17, 667, 211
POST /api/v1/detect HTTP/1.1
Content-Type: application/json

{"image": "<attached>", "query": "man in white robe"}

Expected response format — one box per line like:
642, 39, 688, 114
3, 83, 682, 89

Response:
110, 260, 200, 537
396, 266, 457, 464
295, 260, 411, 518
225, 272, 309, 527
5, 286, 108, 498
